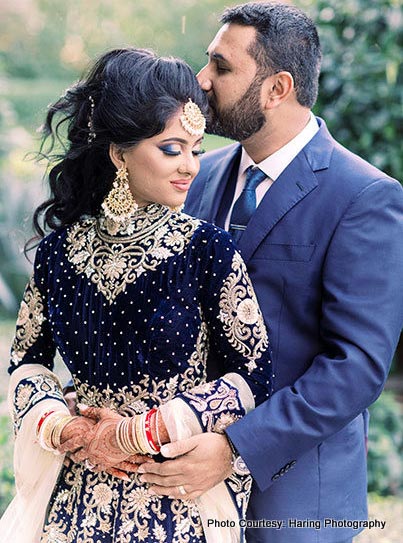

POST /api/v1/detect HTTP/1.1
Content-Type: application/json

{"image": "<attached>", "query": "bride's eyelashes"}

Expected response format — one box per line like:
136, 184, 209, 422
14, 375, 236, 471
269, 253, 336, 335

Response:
159, 145, 206, 157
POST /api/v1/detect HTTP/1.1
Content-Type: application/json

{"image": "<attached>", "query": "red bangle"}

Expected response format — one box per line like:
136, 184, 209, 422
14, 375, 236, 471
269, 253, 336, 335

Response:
36, 410, 55, 436
145, 408, 160, 453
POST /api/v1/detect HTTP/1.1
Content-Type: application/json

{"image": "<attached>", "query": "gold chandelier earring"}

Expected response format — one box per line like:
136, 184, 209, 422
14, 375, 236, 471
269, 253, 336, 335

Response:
101, 165, 138, 235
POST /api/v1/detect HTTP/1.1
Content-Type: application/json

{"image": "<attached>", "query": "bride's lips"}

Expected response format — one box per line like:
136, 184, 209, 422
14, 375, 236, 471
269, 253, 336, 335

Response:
170, 179, 192, 191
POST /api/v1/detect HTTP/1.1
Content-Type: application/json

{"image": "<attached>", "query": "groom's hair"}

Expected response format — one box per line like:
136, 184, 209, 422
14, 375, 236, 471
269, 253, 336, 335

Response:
221, 2, 322, 108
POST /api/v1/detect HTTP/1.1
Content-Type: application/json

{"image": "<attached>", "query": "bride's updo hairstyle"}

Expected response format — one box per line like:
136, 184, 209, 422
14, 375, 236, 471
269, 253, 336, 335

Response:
33, 47, 208, 239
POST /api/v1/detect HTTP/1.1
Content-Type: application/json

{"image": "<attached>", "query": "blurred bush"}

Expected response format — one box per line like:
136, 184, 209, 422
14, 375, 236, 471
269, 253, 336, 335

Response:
298, 0, 402, 182
0, 93, 45, 316
367, 391, 403, 496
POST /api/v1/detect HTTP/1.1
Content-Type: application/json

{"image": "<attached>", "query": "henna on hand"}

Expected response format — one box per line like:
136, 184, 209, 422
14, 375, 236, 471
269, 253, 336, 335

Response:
57, 416, 96, 455
104, 466, 132, 481
85, 416, 129, 466
74, 406, 163, 472
78, 406, 129, 468
113, 456, 155, 473
101, 455, 156, 481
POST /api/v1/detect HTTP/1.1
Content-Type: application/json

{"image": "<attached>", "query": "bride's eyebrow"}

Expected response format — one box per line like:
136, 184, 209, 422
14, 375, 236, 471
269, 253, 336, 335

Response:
160, 137, 187, 144
160, 137, 204, 145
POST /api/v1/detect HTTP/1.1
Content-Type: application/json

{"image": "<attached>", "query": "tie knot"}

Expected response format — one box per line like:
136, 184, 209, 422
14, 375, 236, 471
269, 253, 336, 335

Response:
244, 166, 267, 191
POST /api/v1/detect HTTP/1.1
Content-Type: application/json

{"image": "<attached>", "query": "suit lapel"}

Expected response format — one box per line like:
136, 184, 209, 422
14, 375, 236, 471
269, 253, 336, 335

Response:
198, 144, 241, 223
238, 153, 325, 264
238, 118, 335, 262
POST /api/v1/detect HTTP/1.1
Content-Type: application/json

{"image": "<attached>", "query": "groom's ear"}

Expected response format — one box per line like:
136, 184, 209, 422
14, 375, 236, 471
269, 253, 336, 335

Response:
262, 71, 295, 110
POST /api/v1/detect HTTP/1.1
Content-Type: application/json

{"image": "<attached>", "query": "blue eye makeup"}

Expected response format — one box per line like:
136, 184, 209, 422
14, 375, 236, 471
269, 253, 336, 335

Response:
159, 145, 205, 157
159, 145, 181, 156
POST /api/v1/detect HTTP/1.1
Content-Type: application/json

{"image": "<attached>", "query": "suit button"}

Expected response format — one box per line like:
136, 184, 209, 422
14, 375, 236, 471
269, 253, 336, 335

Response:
291, 460, 296, 466
272, 473, 280, 481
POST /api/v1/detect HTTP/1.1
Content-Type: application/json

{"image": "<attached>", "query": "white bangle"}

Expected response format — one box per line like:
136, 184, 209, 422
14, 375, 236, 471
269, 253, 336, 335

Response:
155, 409, 162, 448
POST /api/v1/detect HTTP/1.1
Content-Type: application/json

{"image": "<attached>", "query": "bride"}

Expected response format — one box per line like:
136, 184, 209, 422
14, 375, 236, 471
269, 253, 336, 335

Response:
0, 47, 272, 543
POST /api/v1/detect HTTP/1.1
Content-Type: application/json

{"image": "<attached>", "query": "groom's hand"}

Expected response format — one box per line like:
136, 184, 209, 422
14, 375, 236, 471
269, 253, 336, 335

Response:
137, 433, 233, 500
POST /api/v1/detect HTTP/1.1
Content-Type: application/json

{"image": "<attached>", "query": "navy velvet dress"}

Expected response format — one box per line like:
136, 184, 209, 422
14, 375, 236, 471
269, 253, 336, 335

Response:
9, 204, 272, 542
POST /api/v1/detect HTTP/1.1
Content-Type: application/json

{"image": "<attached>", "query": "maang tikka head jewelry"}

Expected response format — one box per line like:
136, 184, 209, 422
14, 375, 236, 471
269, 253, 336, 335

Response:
101, 165, 138, 235
180, 99, 206, 136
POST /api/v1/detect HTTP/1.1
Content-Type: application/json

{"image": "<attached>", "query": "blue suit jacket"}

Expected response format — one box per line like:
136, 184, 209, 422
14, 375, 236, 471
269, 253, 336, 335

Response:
185, 118, 403, 542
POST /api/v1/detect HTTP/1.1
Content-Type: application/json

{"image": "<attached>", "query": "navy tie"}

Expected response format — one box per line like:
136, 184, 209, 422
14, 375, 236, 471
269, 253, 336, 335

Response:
229, 166, 267, 242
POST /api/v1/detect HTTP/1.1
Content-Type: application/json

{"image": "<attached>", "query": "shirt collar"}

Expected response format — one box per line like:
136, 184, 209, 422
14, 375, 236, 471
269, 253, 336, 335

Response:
239, 112, 319, 180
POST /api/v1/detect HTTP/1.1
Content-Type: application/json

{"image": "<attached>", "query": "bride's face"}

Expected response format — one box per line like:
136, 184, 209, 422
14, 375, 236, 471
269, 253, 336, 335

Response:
113, 109, 205, 209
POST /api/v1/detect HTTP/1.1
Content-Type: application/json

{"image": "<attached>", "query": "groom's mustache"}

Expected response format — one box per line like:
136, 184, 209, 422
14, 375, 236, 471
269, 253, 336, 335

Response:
205, 92, 219, 121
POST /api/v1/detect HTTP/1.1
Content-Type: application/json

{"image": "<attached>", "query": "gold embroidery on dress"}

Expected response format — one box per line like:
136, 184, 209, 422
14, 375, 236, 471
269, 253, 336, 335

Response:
41, 439, 204, 542
218, 252, 269, 373
227, 472, 253, 521
66, 205, 200, 304
10, 276, 45, 365
13, 373, 64, 432
183, 379, 242, 432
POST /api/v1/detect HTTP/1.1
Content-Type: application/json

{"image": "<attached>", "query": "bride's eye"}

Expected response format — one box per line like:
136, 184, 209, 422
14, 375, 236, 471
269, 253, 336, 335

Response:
159, 145, 181, 156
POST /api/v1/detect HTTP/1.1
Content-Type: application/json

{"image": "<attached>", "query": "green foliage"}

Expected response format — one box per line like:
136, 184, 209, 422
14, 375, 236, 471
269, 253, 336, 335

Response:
0, 415, 14, 515
0, 0, 228, 80
0, 79, 71, 133
0, 93, 46, 314
297, 0, 402, 181
0, 175, 35, 316
367, 392, 403, 496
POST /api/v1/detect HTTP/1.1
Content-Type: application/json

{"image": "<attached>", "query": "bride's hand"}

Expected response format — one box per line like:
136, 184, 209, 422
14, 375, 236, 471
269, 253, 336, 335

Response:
103, 454, 156, 480
58, 416, 96, 454
69, 406, 130, 470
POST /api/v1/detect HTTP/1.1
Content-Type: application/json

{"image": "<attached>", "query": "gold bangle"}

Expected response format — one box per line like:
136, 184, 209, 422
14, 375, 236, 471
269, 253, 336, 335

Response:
116, 416, 142, 454
51, 415, 75, 449
116, 418, 126, 452
38, 411, 67, 452
135, 413, 149, 455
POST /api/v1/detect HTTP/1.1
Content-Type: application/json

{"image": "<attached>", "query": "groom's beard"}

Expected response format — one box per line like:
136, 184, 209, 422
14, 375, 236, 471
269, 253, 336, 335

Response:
206, 75, 266, 141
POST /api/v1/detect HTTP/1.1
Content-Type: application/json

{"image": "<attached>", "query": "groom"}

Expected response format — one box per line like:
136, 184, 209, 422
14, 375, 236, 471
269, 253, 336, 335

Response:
138, 3, 403, 542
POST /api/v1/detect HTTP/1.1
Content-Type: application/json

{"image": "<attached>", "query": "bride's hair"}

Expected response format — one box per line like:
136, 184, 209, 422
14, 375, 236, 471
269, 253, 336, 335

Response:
31, 47, 208, 243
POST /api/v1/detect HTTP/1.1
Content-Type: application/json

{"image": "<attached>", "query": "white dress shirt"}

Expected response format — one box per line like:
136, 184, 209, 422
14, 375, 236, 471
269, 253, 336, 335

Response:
225, 112, 320, 229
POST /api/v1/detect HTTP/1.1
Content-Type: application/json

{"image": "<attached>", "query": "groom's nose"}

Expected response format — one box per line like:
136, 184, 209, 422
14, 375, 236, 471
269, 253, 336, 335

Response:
197, 65, 213, 92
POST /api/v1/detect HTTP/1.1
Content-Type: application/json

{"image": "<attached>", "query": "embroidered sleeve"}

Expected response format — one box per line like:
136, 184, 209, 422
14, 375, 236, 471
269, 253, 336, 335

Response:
9, 275, 56, 372
12, 373, 65, 433
200, 230, 273, 405
174, 229, 273, 436
218, 252, 269, 374
8, 240, 63, 432
181, 378, 247, 433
